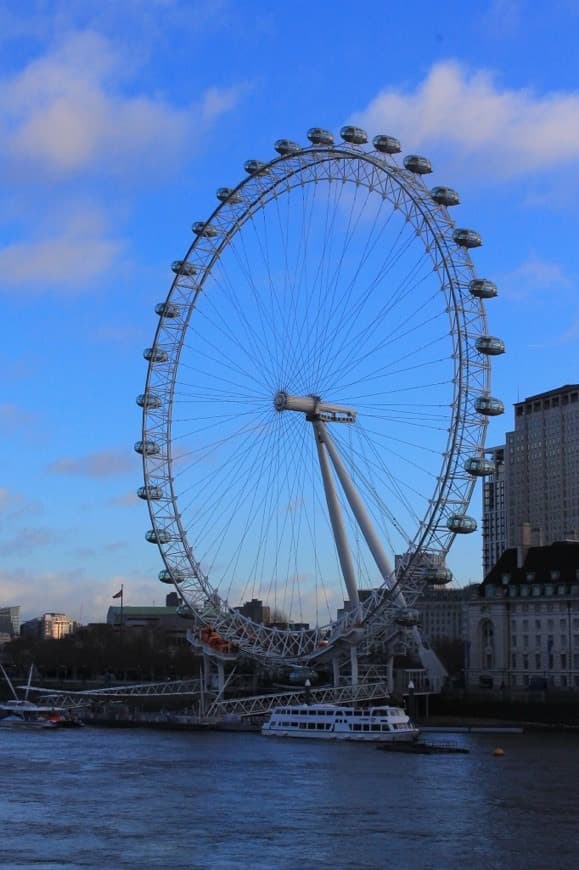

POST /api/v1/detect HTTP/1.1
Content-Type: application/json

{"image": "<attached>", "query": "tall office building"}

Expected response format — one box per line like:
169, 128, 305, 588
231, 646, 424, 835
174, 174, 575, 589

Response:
482, 385, 579, 575
482, 446, 506, 576
0, 606, 20, 644
505, 385, 579, 550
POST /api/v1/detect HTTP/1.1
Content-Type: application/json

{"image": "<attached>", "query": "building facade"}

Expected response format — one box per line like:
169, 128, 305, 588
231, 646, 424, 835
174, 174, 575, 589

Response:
21, 612, 78, 640
481, 385, 579, 572
482, 446, 506, 576
505, 384, 579, 549
467, 541, 579, 691
0, 606, 20, 643
417, 587, 473, 647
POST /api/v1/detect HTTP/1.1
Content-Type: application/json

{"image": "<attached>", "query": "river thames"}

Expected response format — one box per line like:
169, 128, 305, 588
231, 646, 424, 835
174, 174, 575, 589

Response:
1, 727, 578, 869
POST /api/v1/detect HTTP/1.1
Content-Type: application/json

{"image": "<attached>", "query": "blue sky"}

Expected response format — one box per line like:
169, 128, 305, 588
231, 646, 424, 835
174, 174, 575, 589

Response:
1, 0, 578, 624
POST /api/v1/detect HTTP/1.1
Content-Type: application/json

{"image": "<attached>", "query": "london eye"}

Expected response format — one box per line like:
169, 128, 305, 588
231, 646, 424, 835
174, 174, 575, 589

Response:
135, 125, 503, 666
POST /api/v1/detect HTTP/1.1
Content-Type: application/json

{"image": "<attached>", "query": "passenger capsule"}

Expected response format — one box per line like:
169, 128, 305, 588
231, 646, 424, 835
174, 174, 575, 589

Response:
431, 186, 460, 206
192, 221, 218, 238
275, 139, 301, 155
159, 568, 185, 583
422, 567, 453, 585
145, 528, 171, 544
171, 260, 197, 276
475, 396, 504, 416
136, 392, 162, 410
447, 515, 477, 534
134, 440, 160, 456
372, 134, 401, 154
216, 187, 242, 204
340, 125, 368, 145
453, 228, 482, 248
403, 155, 432, 174
469, 279, 498, 299
155, 302, 179, 318
395, 608, 420, 627
176, 604, 194, 619
143, 347, 168, 363
475, 336, 506, 356
464, 457, 495, 477
307, 127, 334, 146
244, 159, 268, 175
137, 485, 163, 500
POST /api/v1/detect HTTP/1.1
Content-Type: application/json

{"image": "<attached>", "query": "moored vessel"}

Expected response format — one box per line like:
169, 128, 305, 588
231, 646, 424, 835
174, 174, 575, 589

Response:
261, 703, 419, 742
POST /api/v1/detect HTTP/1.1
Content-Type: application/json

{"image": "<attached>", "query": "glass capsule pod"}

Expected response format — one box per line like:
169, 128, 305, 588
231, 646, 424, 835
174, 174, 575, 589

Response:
307, 127, 334, 145
274, 139, 301, 155
137, 485, 163, 500
431, 186, 460, 206
372, 134, 401, 154
475, 396, 504, 416
143, 347, 168, 363
464, 457, 495, 477
453, 228, 482, 248
447, 515, 477, 534
155, 301, 179, 318
176, 604, 195, 618
475, 336, 505, 356
134, 440, 160, 456
340, 125, 368, 145
469, 279, 498, 299
171, 260, 197, 276
145, 528, 171, 544
395, 608, 420, 627
216, 187, 242, 204
244, 159, 268, 174
422, 567, 453, 585
403, 155, 432, 174
136, 392, 162, 410
192, 221, 218, 238
159, 568, 185, 583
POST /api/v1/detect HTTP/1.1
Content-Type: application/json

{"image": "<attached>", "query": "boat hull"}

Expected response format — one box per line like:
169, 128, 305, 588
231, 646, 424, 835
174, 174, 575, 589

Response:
262, 729, 420, 742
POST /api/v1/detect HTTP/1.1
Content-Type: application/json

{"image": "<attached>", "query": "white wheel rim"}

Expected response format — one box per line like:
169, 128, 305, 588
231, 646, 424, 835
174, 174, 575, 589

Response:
139, 140, 492, 663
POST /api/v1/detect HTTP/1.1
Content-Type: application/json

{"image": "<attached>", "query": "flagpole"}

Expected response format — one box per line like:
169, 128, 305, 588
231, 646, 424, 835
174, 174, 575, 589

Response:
120, 584, 124, 645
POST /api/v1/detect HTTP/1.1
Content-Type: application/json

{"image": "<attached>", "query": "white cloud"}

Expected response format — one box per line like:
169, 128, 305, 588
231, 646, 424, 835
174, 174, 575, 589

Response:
0, 567, 159, 623
0, 403, 36, 432
351, 61, 579, 179
0, 487, 42, 522
498, 255, 572, 302
0, 527, 62, 557
48, 448, 136, 478
480, 0, 523, 38
0, 231, 122, 289
0, 203, 124, 292
0, 30, 245, 179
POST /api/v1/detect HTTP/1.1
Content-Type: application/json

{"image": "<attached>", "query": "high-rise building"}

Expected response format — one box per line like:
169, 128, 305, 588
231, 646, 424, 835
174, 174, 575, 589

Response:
482, 446, 506, 576
0, 606, 20, 645
505, 385, 579, 550
482, 385, 579, 574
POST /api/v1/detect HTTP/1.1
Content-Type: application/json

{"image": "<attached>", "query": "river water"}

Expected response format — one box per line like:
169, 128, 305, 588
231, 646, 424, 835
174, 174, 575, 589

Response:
1, 727, 578, 869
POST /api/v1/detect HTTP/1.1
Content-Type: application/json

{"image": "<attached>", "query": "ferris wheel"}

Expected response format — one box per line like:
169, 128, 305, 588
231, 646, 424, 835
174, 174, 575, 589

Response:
135, 125, 504, 666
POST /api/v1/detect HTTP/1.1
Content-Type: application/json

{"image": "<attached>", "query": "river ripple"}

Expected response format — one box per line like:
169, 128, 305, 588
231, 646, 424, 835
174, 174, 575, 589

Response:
1, 728, 578, 869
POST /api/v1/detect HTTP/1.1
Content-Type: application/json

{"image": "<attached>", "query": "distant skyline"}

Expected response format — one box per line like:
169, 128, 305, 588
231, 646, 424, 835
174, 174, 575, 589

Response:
1, 0, 579, 623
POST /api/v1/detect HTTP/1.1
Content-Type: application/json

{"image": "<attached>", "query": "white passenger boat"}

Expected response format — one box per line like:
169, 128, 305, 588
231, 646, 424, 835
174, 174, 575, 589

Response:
261, 703, 419, 742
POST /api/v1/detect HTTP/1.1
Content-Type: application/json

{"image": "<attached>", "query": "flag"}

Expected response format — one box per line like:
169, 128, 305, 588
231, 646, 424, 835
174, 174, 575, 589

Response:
112, 588, 123, 599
